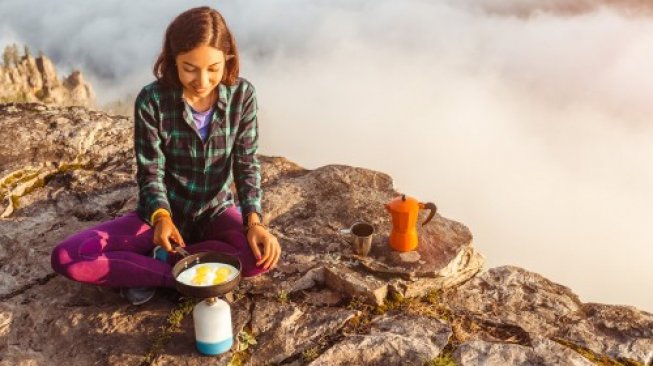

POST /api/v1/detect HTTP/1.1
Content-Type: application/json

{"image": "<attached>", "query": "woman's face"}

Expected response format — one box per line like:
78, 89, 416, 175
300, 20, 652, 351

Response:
175, 45, 225, 99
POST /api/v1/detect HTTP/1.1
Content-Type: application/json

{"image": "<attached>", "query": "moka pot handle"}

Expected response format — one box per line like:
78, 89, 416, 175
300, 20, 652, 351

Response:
419, 202, 438, 226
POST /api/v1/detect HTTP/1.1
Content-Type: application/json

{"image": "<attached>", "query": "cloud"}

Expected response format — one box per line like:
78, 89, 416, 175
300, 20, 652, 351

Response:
1, 0, 652, 311
457, 0, 653, 17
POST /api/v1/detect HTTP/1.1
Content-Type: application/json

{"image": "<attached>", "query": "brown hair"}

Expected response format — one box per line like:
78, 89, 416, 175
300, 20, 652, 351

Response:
153, 6, 240, 87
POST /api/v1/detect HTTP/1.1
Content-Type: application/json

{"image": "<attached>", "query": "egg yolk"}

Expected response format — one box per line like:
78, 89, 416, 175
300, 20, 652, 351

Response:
215, 267, 231, 277
196, 265, 211, 276
212, 273, 228, 285
192, 274, 208, 285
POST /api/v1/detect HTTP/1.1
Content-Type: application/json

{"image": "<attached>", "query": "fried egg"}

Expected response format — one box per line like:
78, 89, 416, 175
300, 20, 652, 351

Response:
176, 262, 238, 287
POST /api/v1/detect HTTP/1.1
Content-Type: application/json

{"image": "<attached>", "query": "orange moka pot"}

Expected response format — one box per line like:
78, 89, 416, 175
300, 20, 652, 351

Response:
385, 195, 437, 252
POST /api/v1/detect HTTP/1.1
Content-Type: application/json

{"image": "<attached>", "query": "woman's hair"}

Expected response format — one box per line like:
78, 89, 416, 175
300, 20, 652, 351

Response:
153, 6, 240, 87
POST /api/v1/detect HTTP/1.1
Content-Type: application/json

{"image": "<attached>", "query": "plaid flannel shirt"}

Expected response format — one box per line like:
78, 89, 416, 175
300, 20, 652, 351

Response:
134, 78, 262, 236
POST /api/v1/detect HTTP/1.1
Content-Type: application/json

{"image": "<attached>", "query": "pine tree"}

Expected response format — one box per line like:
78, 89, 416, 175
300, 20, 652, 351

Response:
2, 44, 19, 67
10, 43, 19, 65
2, 45, 11, 67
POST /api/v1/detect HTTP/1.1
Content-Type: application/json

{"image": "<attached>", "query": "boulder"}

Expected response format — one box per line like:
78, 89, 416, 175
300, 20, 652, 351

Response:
1, 103, 650, 365
444, 266, 653, 364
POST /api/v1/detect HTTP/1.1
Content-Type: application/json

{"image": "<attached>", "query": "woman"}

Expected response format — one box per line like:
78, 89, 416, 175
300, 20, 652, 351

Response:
51, 6, 281, 305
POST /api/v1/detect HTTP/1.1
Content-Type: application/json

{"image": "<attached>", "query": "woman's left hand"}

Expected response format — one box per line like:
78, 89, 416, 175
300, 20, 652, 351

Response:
246, 225, 281, 270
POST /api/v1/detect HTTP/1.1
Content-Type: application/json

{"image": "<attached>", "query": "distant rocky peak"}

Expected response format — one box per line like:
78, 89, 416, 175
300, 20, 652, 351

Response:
0, 44, 94, 107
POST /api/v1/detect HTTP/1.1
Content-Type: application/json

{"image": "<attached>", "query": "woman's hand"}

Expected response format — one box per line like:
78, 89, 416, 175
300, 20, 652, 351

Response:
246, 225, 281, 270
153, 216, 186, 252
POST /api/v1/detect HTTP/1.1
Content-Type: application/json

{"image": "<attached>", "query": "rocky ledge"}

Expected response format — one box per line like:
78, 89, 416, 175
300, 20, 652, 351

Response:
0, 102, 651, 366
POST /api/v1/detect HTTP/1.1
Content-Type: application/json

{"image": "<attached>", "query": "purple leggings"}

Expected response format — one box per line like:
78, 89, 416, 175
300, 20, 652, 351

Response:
50, 207, 266, 288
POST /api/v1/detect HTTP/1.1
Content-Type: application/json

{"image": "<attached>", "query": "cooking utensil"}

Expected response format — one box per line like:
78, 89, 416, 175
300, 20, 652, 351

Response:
171, 240, 190, 257
385, 194, 437, 252
171, 251, 242, 299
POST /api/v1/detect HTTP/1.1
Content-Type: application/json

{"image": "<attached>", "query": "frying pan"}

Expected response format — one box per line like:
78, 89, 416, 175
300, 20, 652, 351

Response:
171, 245, 242, 298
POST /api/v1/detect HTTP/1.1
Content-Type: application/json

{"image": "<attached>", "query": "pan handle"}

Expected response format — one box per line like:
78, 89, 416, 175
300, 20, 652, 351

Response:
171, 240, 190, 257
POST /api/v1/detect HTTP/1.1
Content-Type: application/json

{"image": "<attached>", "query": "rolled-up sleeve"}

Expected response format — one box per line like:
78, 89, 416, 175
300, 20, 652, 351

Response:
134, 89, 171, 225
233, 84, 262, 219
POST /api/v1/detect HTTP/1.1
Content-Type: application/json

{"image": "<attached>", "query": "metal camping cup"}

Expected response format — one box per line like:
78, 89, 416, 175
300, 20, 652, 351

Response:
340, 222, 375, 256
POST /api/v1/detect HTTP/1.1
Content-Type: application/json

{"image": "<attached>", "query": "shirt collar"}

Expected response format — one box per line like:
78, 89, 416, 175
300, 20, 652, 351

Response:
177, 83, 228, 113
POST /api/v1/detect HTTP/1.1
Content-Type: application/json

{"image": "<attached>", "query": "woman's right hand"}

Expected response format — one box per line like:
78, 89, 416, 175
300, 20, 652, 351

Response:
153, 216, 186, 252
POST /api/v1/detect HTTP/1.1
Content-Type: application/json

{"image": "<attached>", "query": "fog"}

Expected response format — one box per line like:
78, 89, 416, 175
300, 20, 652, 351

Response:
1, 0, 651, 311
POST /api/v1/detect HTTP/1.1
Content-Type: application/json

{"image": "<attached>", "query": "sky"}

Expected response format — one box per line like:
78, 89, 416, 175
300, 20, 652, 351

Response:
1, 0, 652, 311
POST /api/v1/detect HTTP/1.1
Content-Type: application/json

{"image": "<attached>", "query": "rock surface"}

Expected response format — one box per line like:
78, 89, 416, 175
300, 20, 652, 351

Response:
1, 102, 652, 365
308, 314, 452, 366
453, 338, 595, 366
249, 300, 358, 365
444, 266, 653, 364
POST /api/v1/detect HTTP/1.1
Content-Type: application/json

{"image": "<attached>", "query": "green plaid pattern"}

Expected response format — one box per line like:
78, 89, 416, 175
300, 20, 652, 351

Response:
134, 78, 261, 235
